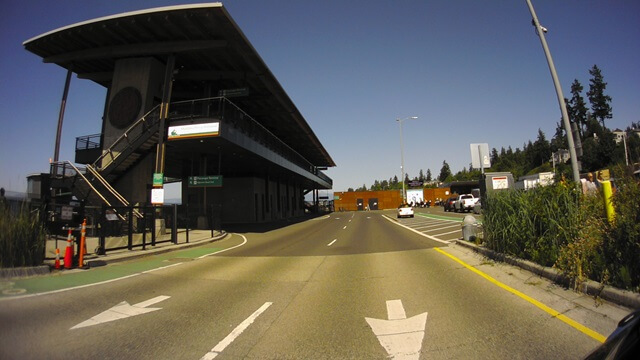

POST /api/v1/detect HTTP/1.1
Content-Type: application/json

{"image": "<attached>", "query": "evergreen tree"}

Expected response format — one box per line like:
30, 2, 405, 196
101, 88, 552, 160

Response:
567, 79, 589, 137
418, 169, 425, 182
587, 65, 612, 128
490, 148, 499, 166
438, 160, 452, 182
551, 121, 568, 152
531, 129, 552, 167
426, 169, 432, 182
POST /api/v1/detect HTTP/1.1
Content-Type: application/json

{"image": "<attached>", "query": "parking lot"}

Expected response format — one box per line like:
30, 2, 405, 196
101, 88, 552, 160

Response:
385, 206, 483, 243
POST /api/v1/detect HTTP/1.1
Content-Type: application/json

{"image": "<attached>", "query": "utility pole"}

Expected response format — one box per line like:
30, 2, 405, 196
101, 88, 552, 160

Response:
526, 0, 581, 184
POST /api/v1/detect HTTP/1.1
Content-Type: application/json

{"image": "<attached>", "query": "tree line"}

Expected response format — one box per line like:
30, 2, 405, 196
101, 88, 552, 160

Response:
347, 65, 639, 192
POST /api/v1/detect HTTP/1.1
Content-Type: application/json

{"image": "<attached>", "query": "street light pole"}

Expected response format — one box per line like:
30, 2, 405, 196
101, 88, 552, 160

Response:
525, 0, 581, 184
397, 116, 418, 203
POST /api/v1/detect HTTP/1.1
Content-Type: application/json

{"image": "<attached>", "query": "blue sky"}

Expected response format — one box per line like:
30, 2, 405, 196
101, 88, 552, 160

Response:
1, 1, 639, 194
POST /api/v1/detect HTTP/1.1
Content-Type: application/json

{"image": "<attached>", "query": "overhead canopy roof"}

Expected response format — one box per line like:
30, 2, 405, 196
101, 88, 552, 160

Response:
24, 3, 335, 167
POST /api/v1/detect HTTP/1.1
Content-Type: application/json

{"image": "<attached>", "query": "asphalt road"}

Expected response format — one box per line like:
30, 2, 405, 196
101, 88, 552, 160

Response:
0, 210, 631, 359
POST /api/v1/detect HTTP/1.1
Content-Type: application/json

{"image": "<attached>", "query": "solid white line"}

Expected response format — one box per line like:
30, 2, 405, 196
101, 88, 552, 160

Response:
382, 215, 450, 245
311, 215, 330, 221
2, 234, 248, 302
0, 273, 142, 302
327, 239, 337, 246
200, 302, 273, 360
142, 262, 183, 274
386, 299, 406, 320
197, 233, 248, 259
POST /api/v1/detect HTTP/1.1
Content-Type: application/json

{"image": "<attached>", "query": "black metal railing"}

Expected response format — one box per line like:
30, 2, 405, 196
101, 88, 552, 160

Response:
170, 97, 332, 186
76, 134, 101, 150
92, 106, 161, 172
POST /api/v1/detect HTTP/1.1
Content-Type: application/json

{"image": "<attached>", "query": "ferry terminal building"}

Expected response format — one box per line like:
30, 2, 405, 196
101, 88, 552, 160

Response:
24, 3, 334, 225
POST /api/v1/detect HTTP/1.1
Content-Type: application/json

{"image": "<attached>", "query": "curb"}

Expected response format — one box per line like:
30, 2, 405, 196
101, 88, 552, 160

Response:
453, 239, 640, 309
1, 231, 229, 279
0, 265, 50, 279
85, 231, 229, 268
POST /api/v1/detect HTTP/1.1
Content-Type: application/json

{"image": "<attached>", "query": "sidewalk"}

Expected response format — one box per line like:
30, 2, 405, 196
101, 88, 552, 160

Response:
1, 229, 228, 279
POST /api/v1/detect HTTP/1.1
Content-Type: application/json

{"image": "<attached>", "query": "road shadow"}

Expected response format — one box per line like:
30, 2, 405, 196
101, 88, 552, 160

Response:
222, 212, 330, 234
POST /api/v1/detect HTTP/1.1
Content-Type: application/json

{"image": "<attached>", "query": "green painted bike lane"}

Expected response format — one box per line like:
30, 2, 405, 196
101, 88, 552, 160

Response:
1, 246, 223, 299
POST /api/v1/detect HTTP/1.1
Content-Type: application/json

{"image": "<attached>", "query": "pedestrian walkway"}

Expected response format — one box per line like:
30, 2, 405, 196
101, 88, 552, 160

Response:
0, 229, 227, 281
43, 229, 227, 268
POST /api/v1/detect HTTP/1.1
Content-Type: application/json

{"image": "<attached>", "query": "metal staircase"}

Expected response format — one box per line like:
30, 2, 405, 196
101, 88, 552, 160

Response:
50, 105, 162, 216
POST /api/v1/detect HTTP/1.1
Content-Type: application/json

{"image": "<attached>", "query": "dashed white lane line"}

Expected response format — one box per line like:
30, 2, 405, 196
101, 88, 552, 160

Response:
343, 226, 347, 230
200, 302, 273, 360
327, 239, 338, 246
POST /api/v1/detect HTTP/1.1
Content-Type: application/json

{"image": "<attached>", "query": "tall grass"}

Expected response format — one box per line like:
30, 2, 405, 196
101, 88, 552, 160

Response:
0, 204, 46, 268
484, 169, 640, 292
483, 183, 584, 267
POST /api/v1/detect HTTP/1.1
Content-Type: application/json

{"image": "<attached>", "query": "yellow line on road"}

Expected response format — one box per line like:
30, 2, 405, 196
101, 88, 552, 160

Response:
434, 247, 606, 343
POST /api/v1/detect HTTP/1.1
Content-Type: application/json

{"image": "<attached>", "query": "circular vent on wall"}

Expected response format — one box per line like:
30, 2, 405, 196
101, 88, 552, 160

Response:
109, 86, 142, 129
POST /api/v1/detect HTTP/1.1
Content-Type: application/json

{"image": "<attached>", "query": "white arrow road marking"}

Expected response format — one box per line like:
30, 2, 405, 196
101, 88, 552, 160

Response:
71, 295, 170, 330
365, 299, 428, 360
201, 302, 272, 360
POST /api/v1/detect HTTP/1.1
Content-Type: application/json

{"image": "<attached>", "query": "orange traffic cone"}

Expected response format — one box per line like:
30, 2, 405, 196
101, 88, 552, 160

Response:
54, 248, 61, 269
64, 229, 74, 269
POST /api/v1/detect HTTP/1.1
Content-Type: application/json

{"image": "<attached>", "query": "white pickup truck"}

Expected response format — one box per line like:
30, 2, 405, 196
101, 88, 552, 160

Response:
454, 194, 479, 213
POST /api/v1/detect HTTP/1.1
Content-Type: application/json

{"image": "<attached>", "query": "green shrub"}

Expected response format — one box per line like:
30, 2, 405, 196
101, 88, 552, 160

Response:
0, 204, 46, 268
602, 165, 640, 291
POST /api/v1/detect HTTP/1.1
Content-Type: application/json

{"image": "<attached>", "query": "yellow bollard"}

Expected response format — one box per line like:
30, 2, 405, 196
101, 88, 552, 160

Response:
601, 180, 615, 224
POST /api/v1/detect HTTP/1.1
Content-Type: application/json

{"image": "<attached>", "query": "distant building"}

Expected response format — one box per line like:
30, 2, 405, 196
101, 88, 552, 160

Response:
612, 129, 626, 144
550, 149, 570, 164
612, 128, 640, 144
515, 172, 555, 190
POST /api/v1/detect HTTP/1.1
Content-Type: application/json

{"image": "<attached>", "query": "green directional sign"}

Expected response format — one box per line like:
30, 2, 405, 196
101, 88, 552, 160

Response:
218, 87, 249, 98
188, 175, 223, 187
153, 173, 164, 187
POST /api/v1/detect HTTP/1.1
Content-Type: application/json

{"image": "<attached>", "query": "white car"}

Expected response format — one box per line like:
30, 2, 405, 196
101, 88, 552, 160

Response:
397, 204, 414, 218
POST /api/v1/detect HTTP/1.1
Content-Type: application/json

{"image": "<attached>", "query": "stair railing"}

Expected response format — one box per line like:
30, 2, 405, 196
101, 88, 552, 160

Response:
85, 164, 143, 218
55, 161, 127, 221
93, 105, 161, 172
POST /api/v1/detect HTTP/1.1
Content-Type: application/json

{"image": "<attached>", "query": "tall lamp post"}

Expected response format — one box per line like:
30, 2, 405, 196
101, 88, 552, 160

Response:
526, 0, 580, 184
397, 116, 418, 203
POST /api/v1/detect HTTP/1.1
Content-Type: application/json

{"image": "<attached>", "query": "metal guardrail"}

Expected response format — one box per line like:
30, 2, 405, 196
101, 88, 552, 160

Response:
170, 97, 332, 186
75, 134, 101, 150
